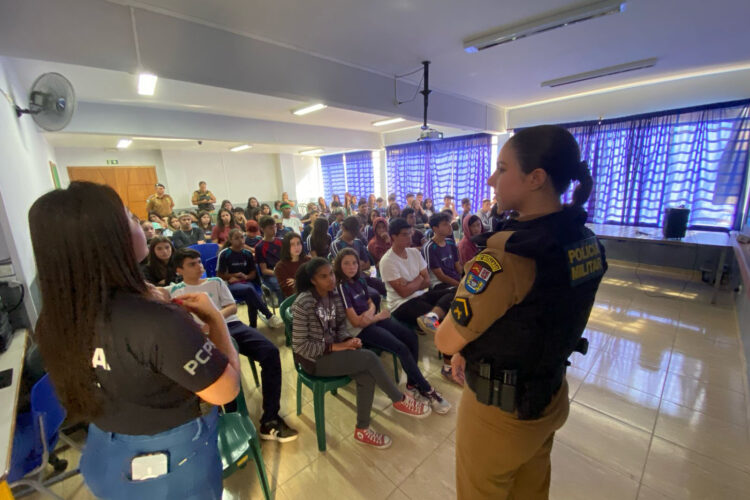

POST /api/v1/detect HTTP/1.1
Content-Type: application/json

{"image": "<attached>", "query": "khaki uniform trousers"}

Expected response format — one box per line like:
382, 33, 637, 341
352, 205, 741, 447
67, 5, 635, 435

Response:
456, 379, 569, 500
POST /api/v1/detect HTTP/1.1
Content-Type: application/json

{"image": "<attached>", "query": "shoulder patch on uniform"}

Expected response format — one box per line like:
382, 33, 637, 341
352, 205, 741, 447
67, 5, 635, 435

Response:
564, 236, 604, 286
451, 297, 472, 326
464, 253, 502, 294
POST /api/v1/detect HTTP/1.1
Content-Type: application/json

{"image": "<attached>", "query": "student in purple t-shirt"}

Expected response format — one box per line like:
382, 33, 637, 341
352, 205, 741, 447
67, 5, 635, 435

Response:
333, 248, 451, 415
422, 212, 463, 289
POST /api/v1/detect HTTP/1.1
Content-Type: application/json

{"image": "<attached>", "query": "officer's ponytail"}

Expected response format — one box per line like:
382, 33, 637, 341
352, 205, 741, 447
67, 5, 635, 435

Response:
507, 125, 593, 207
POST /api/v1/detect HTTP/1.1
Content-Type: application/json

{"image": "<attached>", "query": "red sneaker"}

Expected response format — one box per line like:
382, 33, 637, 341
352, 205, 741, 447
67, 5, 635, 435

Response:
354, 427, 392, 449
393, 394, 432, 418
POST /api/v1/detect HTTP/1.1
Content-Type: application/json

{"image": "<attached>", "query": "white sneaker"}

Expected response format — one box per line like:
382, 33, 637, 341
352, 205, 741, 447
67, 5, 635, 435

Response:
268, 314, 284, 329
422, 389, 451, 415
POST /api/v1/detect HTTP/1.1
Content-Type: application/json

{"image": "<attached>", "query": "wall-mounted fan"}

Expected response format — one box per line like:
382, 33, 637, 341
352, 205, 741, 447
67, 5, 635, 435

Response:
14, 72, 76, 131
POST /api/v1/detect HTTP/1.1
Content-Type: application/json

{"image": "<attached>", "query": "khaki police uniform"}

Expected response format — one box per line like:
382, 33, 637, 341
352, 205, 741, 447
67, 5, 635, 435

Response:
448, 206, 606, 500
146, 193, 175, 218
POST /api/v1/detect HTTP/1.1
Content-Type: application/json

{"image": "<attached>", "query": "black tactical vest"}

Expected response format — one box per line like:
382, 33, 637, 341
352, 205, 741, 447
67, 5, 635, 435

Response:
462, 207, 607, 418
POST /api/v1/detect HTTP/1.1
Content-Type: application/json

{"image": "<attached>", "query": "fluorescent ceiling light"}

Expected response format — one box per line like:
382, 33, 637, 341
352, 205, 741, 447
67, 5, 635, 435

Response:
541, 58, 657, 88
464, 0, 625, 52
229, 144, 252, 152
507, 62, 750, 110
133, 136, 192, 142
117, 139, 132, 149
137, 73, 158, 96
372, 117, 406, 127
292, 103, 327, 116
299, 148, 325, 156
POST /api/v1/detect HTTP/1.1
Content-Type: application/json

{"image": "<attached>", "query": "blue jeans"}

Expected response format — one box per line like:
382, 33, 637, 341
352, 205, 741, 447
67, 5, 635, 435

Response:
262, 275, 285, 304
80, 408, 221, 500
358, 318, 431, 393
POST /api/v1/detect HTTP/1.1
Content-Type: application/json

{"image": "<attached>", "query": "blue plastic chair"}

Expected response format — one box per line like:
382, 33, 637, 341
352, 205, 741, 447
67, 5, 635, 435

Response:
203, 256, 218, 278
9, 374, 79, 498
188, 243, 220, 262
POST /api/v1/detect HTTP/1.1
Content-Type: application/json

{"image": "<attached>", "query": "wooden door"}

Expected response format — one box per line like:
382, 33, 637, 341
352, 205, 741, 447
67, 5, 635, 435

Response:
67, 166, 158, 220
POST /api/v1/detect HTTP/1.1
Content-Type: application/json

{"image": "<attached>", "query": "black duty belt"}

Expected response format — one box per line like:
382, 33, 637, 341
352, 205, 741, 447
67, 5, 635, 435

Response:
466, 362, 566, 419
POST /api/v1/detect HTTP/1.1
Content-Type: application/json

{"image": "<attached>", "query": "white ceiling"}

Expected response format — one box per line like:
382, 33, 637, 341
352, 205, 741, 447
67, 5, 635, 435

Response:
44, 132, 363, 155
8, 58, 422, 133
108, 0, 750, 107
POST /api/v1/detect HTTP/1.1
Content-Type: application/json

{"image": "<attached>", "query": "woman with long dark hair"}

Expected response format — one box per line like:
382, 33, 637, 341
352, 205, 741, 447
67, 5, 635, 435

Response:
435, 125, 606, 499
307, 217, 332, 258
274, 232, 311, 298
197, 210, 213, 240
28, 181, 240, 499
292, 258, 431, 449
317, 196, 329, 216
211, 207, 237, 245
142, 236, 180, 286
220, 199, 233, 212
260, 203, 272, 217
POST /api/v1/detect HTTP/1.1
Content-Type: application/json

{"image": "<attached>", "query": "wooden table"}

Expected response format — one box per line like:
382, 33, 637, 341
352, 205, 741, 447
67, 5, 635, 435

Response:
587, 224, 733, 304
0, 329, 28, 498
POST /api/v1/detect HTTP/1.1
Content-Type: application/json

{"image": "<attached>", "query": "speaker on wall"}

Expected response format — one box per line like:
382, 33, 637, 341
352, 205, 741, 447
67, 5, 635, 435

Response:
663, 208, 690, 239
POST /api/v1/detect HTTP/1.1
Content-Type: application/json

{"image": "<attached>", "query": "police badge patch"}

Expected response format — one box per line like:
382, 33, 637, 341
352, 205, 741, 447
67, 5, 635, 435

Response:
464, 253, 502, 294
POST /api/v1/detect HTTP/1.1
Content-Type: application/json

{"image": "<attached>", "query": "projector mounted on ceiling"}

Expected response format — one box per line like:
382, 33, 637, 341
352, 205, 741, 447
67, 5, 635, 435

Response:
415, 61, 443, 142
464, 0, 626, 53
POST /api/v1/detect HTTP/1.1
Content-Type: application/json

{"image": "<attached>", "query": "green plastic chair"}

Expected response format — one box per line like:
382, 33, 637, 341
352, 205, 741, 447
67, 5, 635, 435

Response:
295, 363, 351, 452
279, 294, 297, 347
366, 346, 401, 382
218, 380, 272, 500
230, 336, 260, 387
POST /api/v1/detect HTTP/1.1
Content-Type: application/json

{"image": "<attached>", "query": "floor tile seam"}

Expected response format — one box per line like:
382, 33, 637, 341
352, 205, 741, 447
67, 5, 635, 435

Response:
392, 433, 454, 493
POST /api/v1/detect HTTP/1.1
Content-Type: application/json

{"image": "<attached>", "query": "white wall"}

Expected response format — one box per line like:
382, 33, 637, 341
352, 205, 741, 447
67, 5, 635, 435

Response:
160, 150, 282, 208
53, 147, 167, 187
291, 155, 322, 205
0, 56, 58, 324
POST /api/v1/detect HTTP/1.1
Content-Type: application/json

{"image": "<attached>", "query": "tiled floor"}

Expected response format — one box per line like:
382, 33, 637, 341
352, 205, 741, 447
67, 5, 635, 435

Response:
18, 260, 750, 499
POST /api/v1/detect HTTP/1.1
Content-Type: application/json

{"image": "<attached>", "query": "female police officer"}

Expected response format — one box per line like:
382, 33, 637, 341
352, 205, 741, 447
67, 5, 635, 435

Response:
435, 125, 606, 499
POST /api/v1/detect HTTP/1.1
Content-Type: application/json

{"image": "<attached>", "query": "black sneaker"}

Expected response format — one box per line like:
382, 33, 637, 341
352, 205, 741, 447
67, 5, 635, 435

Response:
259, 418, 299, 443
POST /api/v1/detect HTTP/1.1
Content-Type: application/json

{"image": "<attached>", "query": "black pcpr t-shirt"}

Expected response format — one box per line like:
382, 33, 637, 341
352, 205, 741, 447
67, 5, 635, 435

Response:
91, 292, 228, 435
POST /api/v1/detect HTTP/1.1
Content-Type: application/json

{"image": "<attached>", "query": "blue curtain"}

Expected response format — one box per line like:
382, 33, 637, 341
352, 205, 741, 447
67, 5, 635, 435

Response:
386, 133, 492, 211
560, 100, 750, 230
320, 154, 346, 202
344, 151, 375, 200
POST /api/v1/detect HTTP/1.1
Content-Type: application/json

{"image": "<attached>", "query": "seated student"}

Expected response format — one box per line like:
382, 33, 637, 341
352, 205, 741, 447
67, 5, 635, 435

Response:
387, 202, 401, 221
255, 216, 286, 304
245, 196, 260, 217
411, 200, 428, 226
148, 211, 167, 232
292, 258, 431, 449
328, 207, 345, 239
307, 218, 332, 259
401, 208, 425, 248
422, 212, 462, 289
211, 208, 237, 245
379, 218, 457, 381
170, 249, 297, 442
301, 209, 318, 243
217, 229, 283, 329
162, 215, 180, 238
317, 196, 329, 216
363, 209, 380, 244
376, 197, 386, 211
197, 210, 213, 241
423, 198, 435, 218
355, 200, 369, 229
220, 199, 234, 212
280, 202, 302, 234
232, 207, 248, 229
274, 232, 311, 298
334, 249, 450, 414
440, 195, 458, 220
459, 198, 472, 223
259, 203, 272, 218
367, 216, 391, 266
244, 219, 262, 250
172, 211, 206, 249
405, 193, 416, 208
330, 216, 372, 274
271, 201, 283, 219
140, 220, 156, 245
458, 214, 486, 266
477, 198, 493, 231
142, 236, 181, 286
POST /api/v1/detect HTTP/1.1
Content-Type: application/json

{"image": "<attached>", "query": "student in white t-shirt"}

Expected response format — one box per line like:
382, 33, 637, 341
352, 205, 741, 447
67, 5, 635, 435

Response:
379, 219, 458, 382
280, 203, 302, 234
169, 248, 298, 443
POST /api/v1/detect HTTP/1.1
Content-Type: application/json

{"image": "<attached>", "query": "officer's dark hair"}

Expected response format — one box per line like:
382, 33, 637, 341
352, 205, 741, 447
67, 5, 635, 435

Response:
429, 212, 451, 229
174, 248, 201, 268
400, 207, 415, 218
295, 257, 332, 293
259, 215, 276, 229
389, 217, 412, 236
341, 216, 360, 234
507, 125, 593, 207
29, 181, 149, 420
